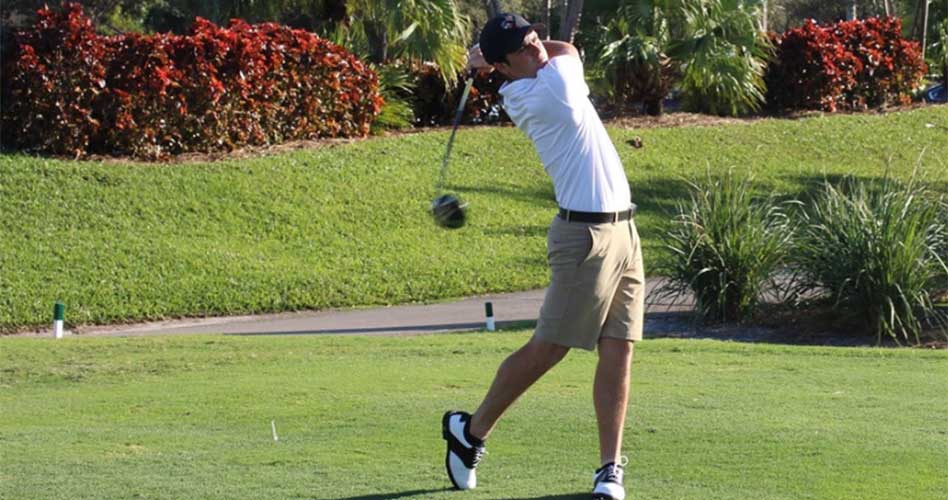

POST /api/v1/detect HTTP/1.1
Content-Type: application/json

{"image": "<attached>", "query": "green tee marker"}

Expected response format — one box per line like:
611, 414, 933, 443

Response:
53, 302, 65, 339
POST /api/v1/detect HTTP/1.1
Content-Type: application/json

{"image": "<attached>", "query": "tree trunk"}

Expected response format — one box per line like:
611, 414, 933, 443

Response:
920, 0, 930, 60
761, 0, 768, 32
544, 0, 552, 40
558, 0, 584, 43
484, 0, 501, 19
644, 98, 663, 117
910, 0, 926, 39
364, 20, 388, 64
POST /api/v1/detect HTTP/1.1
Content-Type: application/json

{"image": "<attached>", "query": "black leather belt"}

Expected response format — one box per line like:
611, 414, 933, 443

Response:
558, 204, 636, 223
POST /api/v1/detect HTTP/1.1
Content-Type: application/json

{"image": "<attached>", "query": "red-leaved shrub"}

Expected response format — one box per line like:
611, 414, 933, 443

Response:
766, 17, 927, 112
1, 3, 383, 158
98, 32, 185, 155
1, 3, 108, 156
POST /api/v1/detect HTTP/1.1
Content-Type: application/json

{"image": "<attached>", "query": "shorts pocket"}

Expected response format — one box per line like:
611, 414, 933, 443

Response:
547, 225, 597, 270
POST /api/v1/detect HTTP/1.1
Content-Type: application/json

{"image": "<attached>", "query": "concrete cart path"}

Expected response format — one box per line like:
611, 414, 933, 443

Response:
65, 279, 691, 338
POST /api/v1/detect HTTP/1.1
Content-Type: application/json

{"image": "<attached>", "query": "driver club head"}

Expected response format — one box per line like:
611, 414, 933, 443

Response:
430, 194, 468, 229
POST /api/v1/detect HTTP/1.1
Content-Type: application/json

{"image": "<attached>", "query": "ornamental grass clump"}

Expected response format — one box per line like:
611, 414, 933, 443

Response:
793, 177, 948, 345
657, 170, 796, 323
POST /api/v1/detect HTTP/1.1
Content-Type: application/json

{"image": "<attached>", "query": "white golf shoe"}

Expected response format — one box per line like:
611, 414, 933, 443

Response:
441, 410, 486, 490
592, 461, 626, 500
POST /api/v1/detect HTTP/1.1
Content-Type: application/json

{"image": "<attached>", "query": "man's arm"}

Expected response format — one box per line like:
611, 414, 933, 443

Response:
542, 40, 579, 59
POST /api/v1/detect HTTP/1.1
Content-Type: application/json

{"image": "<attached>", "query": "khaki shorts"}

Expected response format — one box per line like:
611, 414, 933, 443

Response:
535, 214, 645, 350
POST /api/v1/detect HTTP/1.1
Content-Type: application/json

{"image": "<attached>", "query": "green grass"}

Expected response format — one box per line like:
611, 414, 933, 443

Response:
1, 332, 945, 499
2, 107, 947, 331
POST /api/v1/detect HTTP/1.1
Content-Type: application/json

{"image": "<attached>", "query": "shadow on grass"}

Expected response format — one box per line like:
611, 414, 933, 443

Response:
483, 224, 549, 238
511, 492, 590, 500
450, 183, 557, 207
229, 320, 531, 336
629, 177, 691, 215
332, 489, 451, 499
786, 173, 948, 205
333, 491, 587, 500
506, 494, 588, 499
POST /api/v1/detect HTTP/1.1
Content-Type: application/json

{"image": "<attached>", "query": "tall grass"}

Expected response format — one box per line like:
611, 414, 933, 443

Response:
793, 176, 948, 344
656, 170, 795, 323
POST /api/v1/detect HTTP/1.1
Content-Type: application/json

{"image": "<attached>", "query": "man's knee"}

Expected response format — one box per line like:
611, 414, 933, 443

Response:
523, 337, 570, 369
597, 337, 634, 362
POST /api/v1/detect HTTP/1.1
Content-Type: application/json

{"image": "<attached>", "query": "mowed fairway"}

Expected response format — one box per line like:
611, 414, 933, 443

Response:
2, 107, 948, 332
1, 332, 945, 499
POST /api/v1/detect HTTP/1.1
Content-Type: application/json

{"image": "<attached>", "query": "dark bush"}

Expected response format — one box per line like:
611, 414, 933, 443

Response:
409, 64, 508, 127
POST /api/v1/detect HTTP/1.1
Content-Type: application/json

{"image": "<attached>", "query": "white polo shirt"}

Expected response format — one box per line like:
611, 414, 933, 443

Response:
499, 55, 631, 213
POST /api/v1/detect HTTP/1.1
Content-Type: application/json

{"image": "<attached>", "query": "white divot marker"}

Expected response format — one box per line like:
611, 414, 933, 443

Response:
485, 302, 495, 332
53, 302, 65, 339
271, 420, 279, 441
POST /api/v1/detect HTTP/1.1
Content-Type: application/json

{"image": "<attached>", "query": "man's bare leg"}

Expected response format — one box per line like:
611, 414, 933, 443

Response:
468, 336, 570, 440
594, 337, 634, 465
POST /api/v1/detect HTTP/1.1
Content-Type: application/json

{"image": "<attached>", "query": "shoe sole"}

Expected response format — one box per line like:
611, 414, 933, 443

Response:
442, 411, 464, 490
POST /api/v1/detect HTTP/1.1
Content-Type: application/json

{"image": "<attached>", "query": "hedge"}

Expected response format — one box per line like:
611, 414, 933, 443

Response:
765, 17, 927, 112
1, 3, 383, 159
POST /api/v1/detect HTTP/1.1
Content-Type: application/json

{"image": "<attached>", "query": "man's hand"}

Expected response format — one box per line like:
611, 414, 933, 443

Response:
467, 44, 494, 75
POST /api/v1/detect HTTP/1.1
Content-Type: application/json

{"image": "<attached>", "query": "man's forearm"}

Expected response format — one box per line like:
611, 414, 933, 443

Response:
542, 40, 579, 58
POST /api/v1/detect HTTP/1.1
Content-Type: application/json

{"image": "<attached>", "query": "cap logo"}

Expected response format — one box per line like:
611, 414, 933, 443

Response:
501, 15, 515, 30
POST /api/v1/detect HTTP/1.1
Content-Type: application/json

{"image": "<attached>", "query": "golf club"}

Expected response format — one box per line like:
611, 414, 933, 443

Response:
435, 71, 476, 196
431, 70, 476, 229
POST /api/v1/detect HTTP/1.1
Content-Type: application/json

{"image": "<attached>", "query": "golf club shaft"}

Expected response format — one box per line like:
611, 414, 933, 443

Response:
437, 73, 476, 195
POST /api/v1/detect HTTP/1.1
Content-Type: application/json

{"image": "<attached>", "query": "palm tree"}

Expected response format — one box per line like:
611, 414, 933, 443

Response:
339, 0, 471, 84
670, 0, 771, 116
587, 2, 679, 115
587, 0, 770, 116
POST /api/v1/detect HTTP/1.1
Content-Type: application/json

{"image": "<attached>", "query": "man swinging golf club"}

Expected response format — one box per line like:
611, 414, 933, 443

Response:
441, 13, 645, 500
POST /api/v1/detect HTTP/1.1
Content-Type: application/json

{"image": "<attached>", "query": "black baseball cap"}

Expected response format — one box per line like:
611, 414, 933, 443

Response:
478, 13, 545, 64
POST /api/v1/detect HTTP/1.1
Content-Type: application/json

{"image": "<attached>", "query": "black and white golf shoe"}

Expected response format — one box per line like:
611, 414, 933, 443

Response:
592, 461, 626, 500
441, 410, 486, 490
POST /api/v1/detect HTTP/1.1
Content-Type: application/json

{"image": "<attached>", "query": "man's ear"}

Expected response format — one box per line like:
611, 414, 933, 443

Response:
492, 62, 511, 78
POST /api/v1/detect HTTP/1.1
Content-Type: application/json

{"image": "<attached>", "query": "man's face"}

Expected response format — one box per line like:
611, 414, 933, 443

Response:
493, 30, 548, 80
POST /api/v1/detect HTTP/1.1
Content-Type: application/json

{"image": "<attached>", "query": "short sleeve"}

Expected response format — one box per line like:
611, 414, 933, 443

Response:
540, 55, 590, 106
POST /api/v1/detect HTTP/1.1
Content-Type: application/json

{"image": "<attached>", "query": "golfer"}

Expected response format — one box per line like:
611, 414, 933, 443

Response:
441, 13, 645, 500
